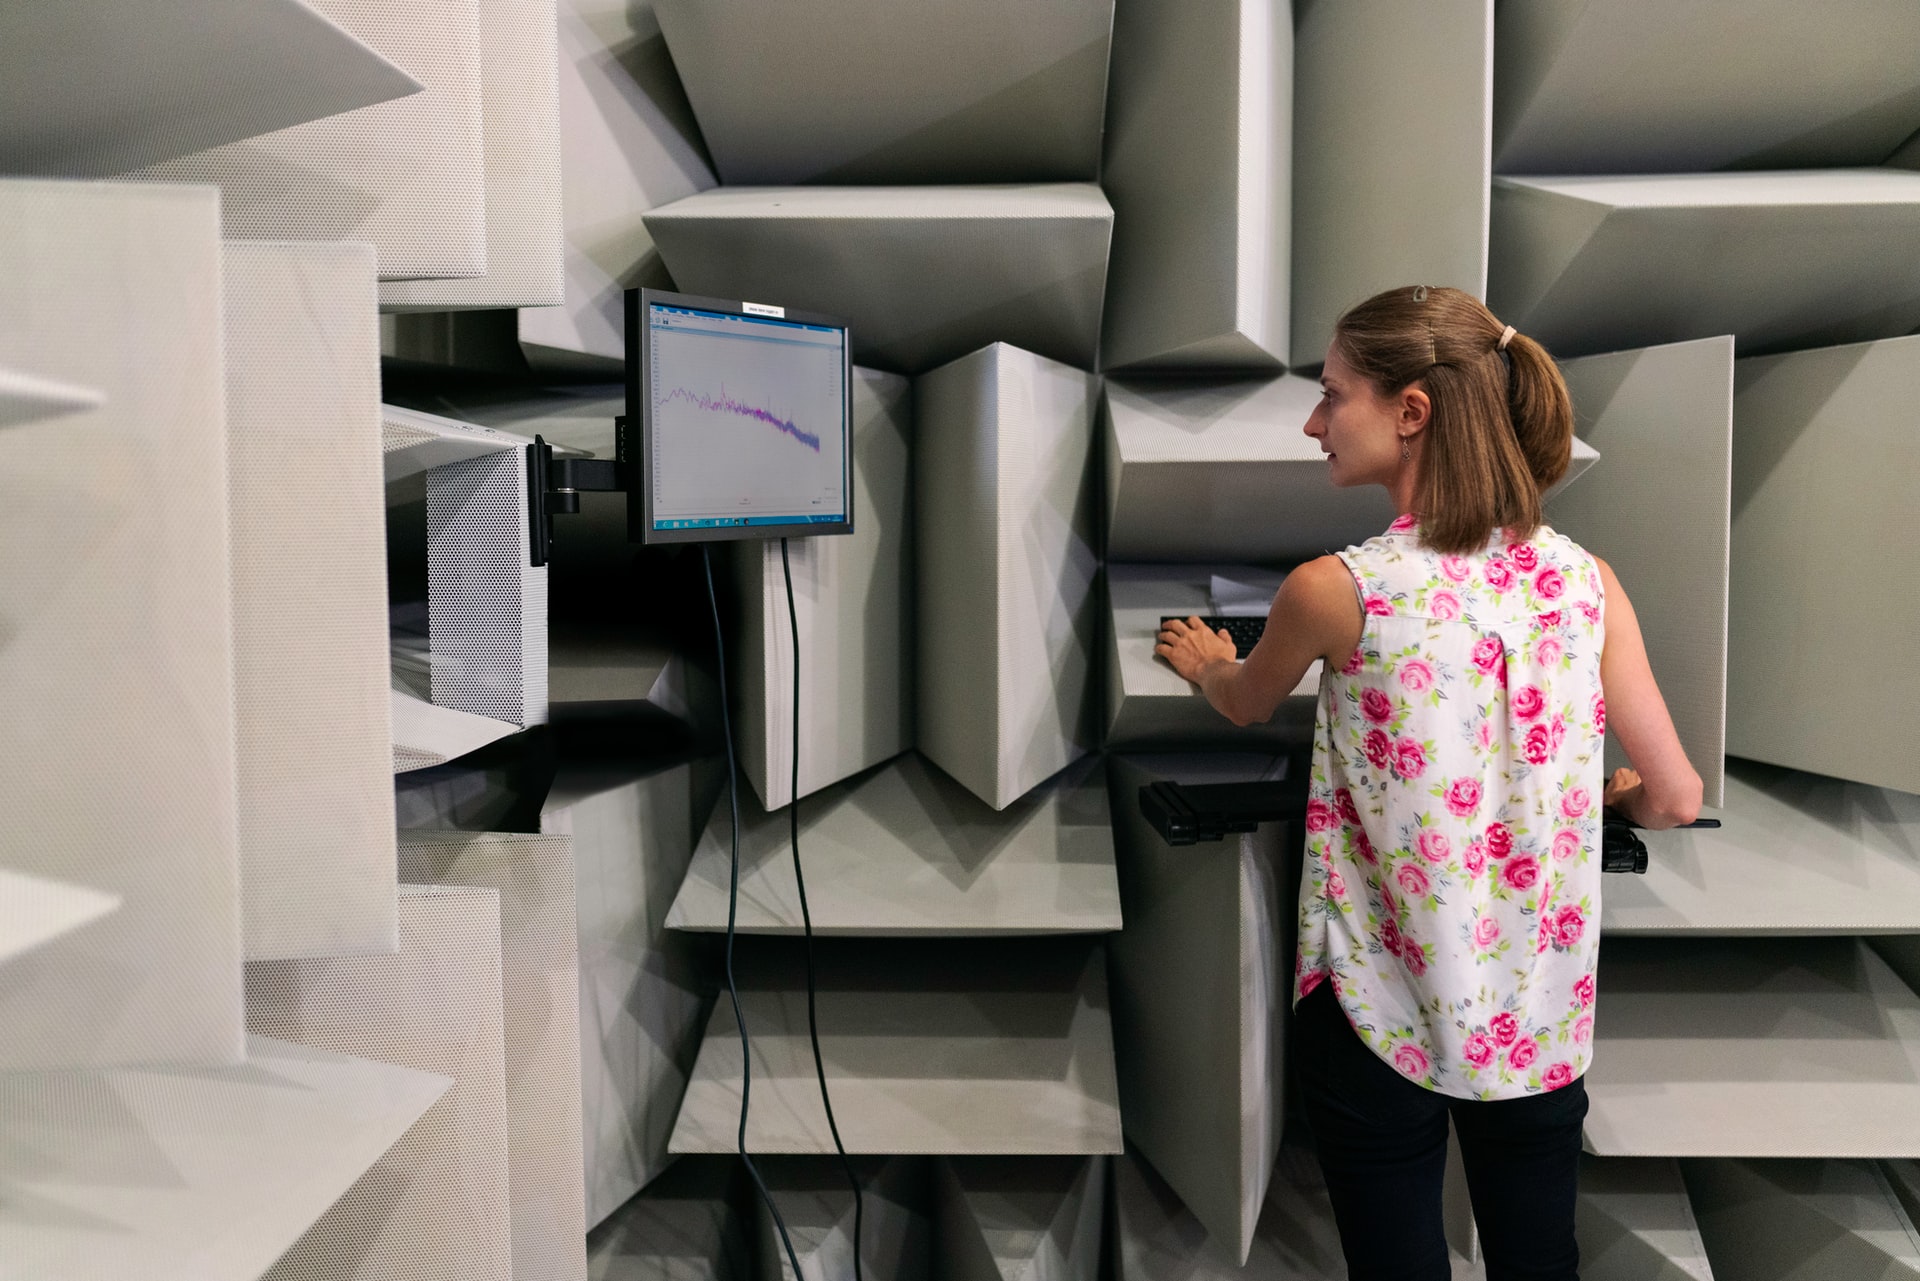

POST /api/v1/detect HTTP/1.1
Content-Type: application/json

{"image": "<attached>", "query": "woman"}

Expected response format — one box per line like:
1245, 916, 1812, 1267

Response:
1156, 285, 1701, 1281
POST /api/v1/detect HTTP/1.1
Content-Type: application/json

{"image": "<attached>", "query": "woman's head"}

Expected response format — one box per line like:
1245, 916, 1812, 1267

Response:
1306, 285, 1574, 554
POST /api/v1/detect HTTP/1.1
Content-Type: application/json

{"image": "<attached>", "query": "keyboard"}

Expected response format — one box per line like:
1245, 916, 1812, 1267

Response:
1160, 615, 1267, 659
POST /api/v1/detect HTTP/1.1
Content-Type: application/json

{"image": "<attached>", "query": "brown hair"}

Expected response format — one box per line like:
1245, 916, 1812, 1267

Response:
1331, 285, 1574, 554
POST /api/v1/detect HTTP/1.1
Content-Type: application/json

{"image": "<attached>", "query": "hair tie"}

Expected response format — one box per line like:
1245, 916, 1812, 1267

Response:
1497, 324, 1516, 351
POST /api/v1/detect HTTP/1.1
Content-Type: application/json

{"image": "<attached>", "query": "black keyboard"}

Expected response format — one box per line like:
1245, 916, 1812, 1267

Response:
1160, 615, 1267, 659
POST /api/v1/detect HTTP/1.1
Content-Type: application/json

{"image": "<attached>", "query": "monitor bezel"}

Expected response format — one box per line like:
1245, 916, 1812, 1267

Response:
623, 287, 856, 546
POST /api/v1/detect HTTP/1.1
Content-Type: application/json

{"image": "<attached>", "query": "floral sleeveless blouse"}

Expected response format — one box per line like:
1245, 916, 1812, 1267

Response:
1294, 515, 1606, 1100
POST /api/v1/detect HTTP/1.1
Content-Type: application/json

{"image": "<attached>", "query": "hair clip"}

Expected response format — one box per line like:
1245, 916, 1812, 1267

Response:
1412, 285, 1428, 302
1498, 324, 1516, 351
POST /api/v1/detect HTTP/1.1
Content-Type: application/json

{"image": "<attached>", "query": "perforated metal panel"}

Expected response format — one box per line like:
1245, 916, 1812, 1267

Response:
0, 869, 118, 969
380, 0, 562, 310
249, 885, 511, 1281
225, 241, 398, 962
398, 832, 586, 1281
125, 0, 488, 281
0, 179, 243, 1070
427, 445, 549, 727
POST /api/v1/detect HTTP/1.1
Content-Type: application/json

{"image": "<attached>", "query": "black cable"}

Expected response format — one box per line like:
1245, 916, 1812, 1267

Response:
702, 544, 804, 1277
781, 536, 864, 1280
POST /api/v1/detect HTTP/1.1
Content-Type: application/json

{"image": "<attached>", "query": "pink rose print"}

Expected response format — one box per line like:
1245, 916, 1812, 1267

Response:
1508, 1037, 1539, 1070
1496, 656, 1509, 689
1463, 1034, 1496, 1069
1512, 684, 1546, 720
1392, 1044, 1430, 1078
1536, 610, 1562, 629
1524, 723, 1552, 765
1363, 594, 1395, 617
1401, 944, 1428, 977
1503, 856, 1540, 891
1393, 738, 1428, 780
1299, 968, 1326, 997
1574, 1015, 1593, 1045
1549, 714, 1567, 755
1508, 543, 1539, 572
1361, 687, 1395, 724
1486, 823, 1513, 859
1475, 720, 1496, 752
1444, 777, 1482, 817
1489, 1011, 1519, 1047
1473, 916, 1501, 948
1341, 647, 1366, 675
1561, 787, 1592, 820
1551, 904, 1587, 947
1471, 636, 1504, 674
1389, 513, 1419, 534
1592, 693, 1607, 733
1396, 863, 1431, 897
1463, 840, 1489, 877
1379, 916, 1403, 956
1429, 591, 1462, 621
1353, 827, 1378, 864
1416, 829, 1452, 865
1363, 729, 1393, 770
1551, 829, 1581, 863
1574, 974, 1595, 1008
1440, 556, 1472, 583
1536, 635, 1564, 666
1335, 788, 1362, 827
1579, 601, 1601, 625
1483, 559, 1515, 592
1328, 871, 1347, 899
1542, 1062, 1575, 1091
1534, 567, 1565, 600
1305, 798, 1337, 832
1399, 659, 1435, 693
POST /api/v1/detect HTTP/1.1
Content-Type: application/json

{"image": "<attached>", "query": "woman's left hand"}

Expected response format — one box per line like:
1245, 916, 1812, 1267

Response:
1155, 616, 1238, 683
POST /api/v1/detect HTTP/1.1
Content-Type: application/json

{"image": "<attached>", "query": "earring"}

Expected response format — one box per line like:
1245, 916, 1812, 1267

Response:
1401, 440, 1412, 462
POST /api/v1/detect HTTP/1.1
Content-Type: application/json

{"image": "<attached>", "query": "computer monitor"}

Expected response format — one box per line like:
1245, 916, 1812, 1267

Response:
622, 287, 854, 545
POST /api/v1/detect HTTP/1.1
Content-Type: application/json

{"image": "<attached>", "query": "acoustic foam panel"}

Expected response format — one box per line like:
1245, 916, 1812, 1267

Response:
249, 884, 511, 1281
1585, 937, 1920, 1158
666, 752, 1121, 937
916, 344, 1099, 811
399, 833, 586, 1281
1290, 0, 1492, 368
515, 0, 716, 375
126, 0, 487, 282
1888, 1159, 1920, 1252
380, 0, 563, 310
585, 1156, 749, 1281
0, 1036, 450, 1281
1576, 1157, 1714, 1281
750, 1157, 934, 1281
670, 936, 1123, 1156
1098, 0, 1288, 371
0, 0, 419, 177
0, 869, 118, 969
391, 685, 521, 773
1488, 169, 1920, 358
1604, 759, 1920, 935
1106, 755, 1291, 1265
934, 1157, 1105, 1281
732, 366, 912, 810
427, 434, 549, 728
652, 1, 1112, 185
1493, 0, 1920, 174
1113, 1146, 1336, 1279
1106, 565, 1321, 750
0, 180, 243, 1070
644, 186, 1114, 374
541, 762, 721, 1227
383, 403, 535, 478
1727, 334, 1920, 795
0, 365, 103, 428
1101, 375, 1602, 562
1549, 336, 1732, 807
1685, 1158, 1920, 1281
224, 240, 397, 962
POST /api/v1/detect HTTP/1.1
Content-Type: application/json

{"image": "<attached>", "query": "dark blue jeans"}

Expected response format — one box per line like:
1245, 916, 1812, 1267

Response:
1295, 982, 1588, 1281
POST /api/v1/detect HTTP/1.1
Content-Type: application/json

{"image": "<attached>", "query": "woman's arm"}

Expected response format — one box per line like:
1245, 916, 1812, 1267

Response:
1594, 556, 1704, 829
1156, 555, 1364, 727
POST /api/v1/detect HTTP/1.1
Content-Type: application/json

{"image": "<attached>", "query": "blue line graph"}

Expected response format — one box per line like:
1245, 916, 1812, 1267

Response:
659, 385, 821, 452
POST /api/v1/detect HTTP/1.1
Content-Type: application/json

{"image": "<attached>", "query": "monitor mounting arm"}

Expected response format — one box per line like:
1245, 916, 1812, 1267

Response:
525, 430, 627, 567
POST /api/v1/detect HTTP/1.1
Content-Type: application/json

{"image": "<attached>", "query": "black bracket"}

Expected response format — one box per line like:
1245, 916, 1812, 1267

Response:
526, 432, 626, 567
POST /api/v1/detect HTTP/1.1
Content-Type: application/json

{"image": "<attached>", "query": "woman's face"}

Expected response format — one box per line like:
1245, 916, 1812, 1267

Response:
1303, 345, 1416, 489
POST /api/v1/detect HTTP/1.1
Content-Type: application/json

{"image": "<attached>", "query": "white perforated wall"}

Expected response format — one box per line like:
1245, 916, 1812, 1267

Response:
124, 0, 488, 282
427, 447, 549, 727
249, 885, 511, 1281
225, 241, 398, 962
0, 180, 243, 1070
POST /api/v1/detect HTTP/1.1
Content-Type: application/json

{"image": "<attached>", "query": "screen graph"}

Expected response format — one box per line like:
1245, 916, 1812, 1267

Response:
647, 303, 848, 531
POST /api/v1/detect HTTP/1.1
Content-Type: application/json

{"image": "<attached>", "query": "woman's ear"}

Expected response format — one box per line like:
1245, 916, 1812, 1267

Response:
1401, 384, 1432, 433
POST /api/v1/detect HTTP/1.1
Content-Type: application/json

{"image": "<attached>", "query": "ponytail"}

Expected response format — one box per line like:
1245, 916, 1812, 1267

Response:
1502, 330, 1574, 493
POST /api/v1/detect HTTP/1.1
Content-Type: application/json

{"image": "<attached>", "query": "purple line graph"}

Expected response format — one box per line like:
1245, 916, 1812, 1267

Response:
659, 385, 821, 452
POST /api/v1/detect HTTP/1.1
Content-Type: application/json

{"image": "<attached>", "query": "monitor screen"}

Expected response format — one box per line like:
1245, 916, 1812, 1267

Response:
624, 287, 853, 544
